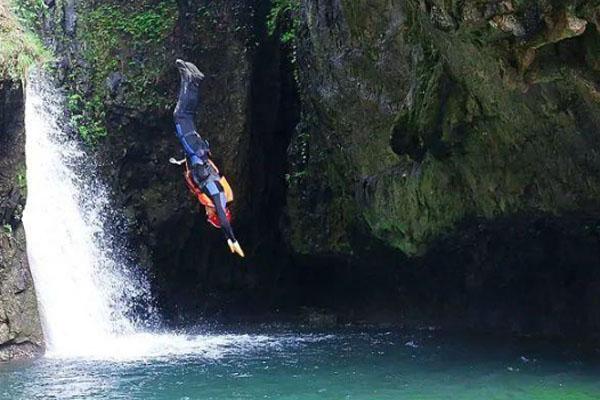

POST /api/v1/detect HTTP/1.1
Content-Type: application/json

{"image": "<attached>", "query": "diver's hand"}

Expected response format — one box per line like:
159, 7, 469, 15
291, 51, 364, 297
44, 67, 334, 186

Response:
169, 157, 186, 165
227, 239, 245, 258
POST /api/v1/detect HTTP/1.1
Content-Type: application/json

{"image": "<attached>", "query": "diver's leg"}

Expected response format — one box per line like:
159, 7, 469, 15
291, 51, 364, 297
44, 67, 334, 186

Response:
173, 59, 204, 135
211, 192, 236, 242
202, 182, 245, 257
201, 181, 236, 241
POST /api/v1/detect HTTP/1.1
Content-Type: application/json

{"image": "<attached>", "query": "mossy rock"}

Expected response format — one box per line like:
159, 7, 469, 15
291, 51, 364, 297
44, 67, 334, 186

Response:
288, 0, 600, 256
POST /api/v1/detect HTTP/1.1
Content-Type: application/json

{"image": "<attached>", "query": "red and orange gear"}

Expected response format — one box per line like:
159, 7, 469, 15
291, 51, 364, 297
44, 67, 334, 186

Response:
183, 160, 233, 228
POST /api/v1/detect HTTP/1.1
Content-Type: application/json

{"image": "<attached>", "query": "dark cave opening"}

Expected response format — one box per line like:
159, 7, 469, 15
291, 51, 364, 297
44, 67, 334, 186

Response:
145, 0, 304, 324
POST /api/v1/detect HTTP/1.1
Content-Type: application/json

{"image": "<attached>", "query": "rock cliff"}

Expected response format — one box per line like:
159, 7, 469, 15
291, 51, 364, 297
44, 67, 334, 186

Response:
0, 80, 44, 361
0, 4, 46, 361
289, 0, 600, 256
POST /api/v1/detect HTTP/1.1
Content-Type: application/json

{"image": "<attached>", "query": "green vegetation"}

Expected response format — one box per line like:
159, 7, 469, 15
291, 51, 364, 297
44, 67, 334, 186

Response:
67, 92, 108, 144
0, 2, 50, 80
267, 0, 300, 45
9, 0, 47, 31
82, 2, 177, 50
2, 224, 13, 235
16, 164, 27, 191
69, 1, 178, 144
16, 173, 26, 190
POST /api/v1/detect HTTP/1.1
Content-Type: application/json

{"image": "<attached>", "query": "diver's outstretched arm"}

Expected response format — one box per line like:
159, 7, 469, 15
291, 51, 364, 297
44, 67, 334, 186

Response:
169, 157, 186, 165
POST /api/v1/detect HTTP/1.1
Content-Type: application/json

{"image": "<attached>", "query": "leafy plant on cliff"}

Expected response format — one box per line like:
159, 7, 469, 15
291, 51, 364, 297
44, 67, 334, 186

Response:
1, 1, 50, 79
67, 92, 107, 144
267, 0, 300, 45
2, 224, 13, 235
9, 0, 47, 31
16, 164, 27, 191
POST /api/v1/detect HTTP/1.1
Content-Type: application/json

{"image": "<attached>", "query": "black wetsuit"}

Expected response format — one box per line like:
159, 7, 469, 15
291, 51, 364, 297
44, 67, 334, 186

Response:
174, 69, 236, 242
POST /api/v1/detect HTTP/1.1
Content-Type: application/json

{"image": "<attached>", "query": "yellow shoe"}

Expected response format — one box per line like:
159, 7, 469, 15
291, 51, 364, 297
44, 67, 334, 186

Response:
227, 239, 245, 258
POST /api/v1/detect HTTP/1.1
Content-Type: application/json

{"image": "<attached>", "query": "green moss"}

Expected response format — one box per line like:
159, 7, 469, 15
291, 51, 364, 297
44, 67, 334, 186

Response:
289, 0, 600, 256
366, 53, 600, 254
69, 0, 178, 144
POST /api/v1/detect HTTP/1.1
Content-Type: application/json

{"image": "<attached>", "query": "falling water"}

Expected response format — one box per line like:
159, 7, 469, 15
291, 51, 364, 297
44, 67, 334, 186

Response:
22, 72, 150, 357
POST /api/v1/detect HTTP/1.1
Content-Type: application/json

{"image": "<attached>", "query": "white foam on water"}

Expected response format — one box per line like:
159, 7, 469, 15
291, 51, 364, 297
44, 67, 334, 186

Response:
22, 72, 329, 361
42, 333, 330, 362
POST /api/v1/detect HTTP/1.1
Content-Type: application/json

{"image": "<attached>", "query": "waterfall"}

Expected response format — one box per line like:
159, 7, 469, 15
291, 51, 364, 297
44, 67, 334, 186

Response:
22, 72, 150, 358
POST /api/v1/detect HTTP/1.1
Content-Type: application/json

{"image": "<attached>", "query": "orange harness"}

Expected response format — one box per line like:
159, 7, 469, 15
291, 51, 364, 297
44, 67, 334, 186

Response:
183, 160, 233, 228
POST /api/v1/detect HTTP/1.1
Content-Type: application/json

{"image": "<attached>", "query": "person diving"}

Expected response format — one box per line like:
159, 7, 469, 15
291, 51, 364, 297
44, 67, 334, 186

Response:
170, 59, 245, 258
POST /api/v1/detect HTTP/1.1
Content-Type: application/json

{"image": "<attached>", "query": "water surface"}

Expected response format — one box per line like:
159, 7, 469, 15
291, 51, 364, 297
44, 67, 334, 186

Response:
1, 329, 598, 400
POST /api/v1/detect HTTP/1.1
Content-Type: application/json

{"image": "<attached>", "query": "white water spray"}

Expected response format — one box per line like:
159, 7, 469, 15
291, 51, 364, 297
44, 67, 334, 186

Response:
22, 72, 150, 357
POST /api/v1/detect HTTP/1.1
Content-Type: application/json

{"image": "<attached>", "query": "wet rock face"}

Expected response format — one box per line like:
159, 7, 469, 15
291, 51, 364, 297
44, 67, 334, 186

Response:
395, 216, 600, 340
288, 0, 411, 255
289, 0, 600, 256
0, 81, 44, 361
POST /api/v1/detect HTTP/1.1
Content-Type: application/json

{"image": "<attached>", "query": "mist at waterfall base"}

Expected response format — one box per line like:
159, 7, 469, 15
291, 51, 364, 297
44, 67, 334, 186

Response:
4, 74, 599, 399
